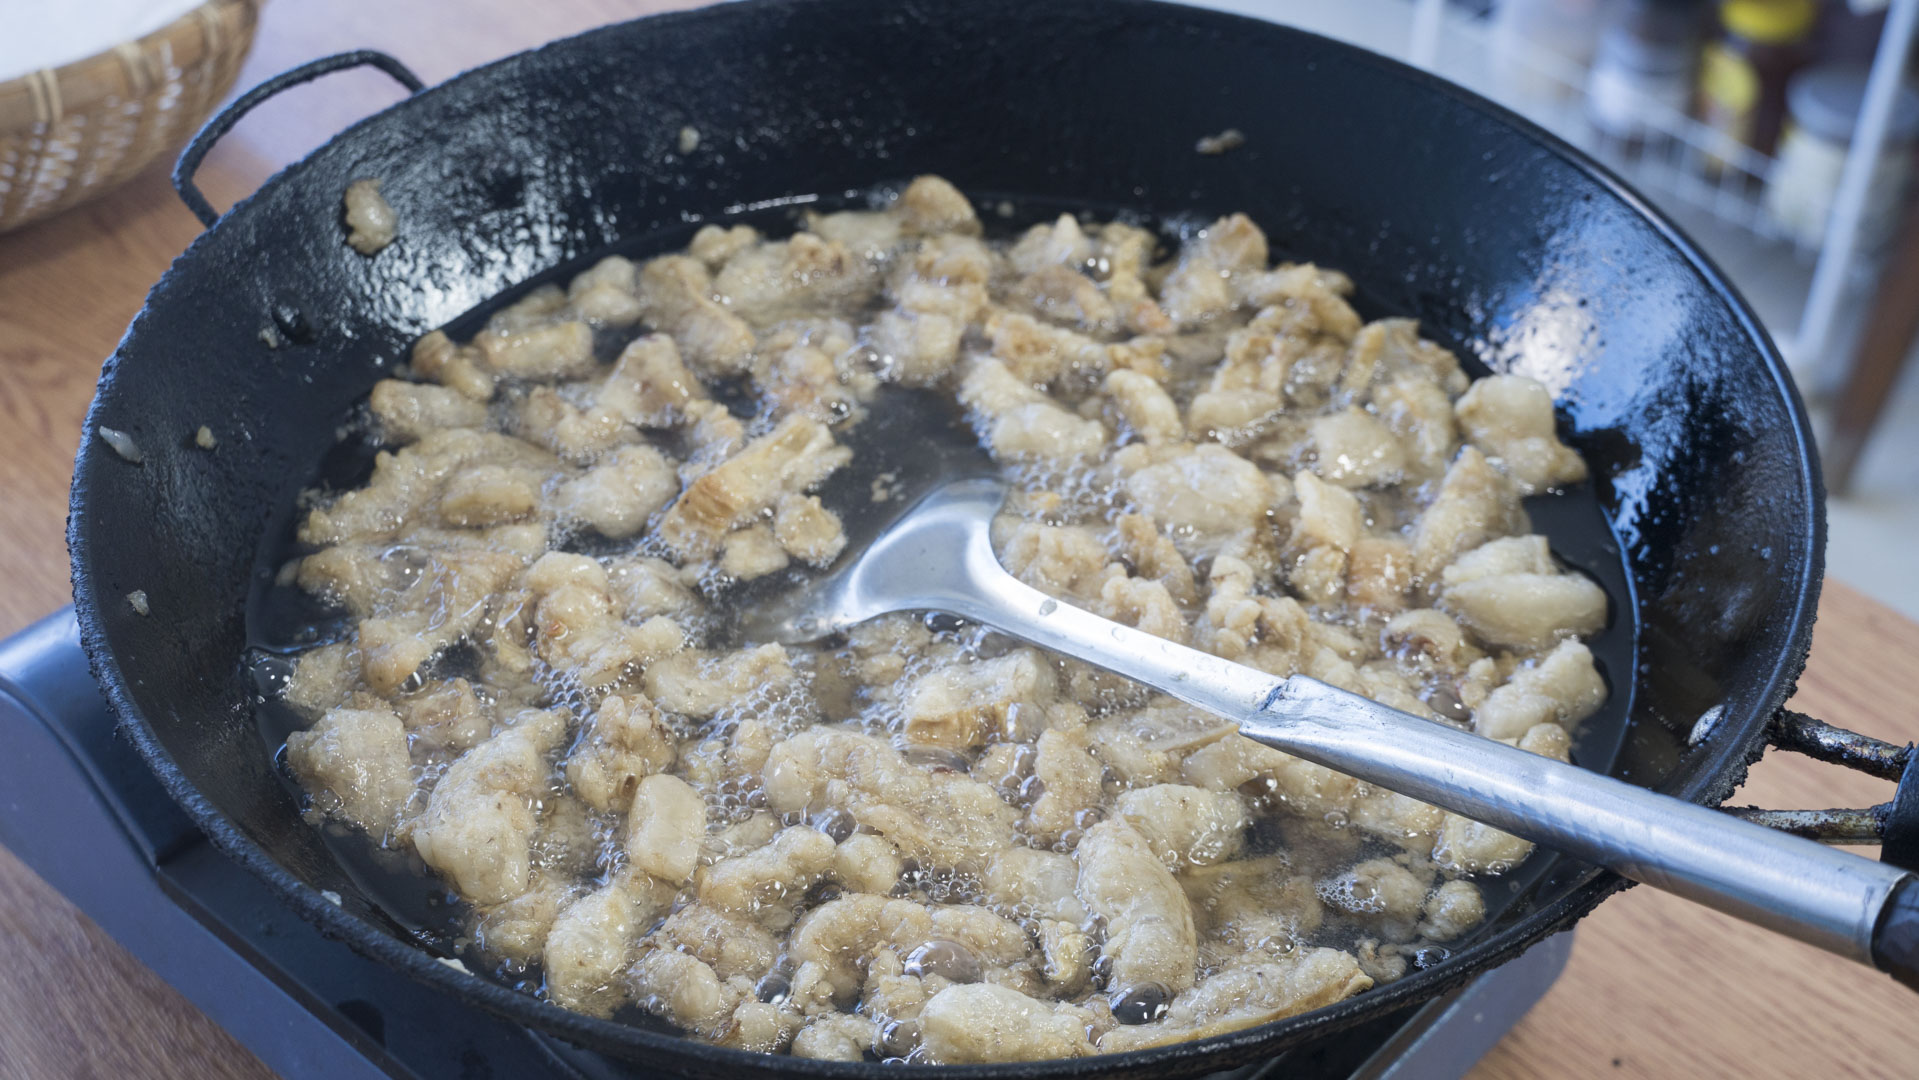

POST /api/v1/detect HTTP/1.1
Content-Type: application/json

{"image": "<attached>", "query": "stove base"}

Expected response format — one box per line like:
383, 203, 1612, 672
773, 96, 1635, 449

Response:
0, 610, 1569, 1079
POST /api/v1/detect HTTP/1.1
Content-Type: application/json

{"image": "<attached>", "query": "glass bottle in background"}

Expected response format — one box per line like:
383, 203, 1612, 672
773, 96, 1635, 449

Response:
1587, 0, 1707, 145
1492, 0, 1607, 107
1695, 0, 1819, 170
1764, 64, 1919, 251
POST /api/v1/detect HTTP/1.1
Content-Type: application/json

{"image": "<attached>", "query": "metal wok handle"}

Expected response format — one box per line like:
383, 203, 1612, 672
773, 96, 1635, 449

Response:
1716, 707, 1919, 985
171, 50, 425, 227
1722, 710, 1919, 856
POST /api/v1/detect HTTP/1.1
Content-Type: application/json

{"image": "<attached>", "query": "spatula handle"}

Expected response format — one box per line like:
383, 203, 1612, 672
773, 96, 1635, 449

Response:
1242, 676, 1913, 974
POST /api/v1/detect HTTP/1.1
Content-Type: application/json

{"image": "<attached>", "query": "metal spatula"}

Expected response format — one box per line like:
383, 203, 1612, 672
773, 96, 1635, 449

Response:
743, 389, 1919, 987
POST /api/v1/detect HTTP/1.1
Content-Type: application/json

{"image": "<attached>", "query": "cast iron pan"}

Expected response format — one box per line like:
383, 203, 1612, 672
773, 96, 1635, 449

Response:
67, 0, 1852, 1074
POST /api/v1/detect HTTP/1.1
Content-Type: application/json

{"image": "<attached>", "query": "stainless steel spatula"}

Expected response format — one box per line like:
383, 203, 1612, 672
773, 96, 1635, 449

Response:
743, 389, 1919, 986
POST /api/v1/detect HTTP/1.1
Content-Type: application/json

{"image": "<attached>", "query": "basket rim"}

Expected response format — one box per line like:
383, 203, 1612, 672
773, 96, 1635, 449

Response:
0, 0, 259, 129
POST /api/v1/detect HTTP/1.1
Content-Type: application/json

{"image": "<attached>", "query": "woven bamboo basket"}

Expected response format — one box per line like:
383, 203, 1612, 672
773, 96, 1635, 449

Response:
0, 0, 260, 233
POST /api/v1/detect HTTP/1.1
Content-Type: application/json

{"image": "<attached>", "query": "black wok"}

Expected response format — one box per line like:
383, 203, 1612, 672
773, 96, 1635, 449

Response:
66, 0, 1910, 1075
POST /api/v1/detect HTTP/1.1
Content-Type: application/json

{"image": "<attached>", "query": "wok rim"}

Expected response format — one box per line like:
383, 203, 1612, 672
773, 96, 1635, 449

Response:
67, 0, 1826, 1073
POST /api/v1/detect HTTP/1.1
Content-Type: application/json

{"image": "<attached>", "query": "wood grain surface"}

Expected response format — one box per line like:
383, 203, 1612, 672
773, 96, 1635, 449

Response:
0, 2, 1913, 1077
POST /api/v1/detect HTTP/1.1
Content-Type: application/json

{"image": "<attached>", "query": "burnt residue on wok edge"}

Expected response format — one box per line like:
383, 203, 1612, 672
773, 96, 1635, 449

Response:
66, 0, 1819, 1073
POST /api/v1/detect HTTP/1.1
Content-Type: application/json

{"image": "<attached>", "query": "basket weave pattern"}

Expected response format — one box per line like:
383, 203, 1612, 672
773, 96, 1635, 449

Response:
0, 0, 259, 233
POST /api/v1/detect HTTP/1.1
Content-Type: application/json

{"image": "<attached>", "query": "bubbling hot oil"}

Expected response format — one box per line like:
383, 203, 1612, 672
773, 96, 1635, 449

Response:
245, 189, 1642, 1052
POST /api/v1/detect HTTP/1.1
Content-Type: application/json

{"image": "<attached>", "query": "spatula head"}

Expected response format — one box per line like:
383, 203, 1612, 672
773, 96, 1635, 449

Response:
727, 387, 1001, 645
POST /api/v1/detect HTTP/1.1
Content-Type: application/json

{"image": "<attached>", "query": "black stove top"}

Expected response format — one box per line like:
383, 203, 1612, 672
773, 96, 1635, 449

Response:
0, 610, 1569, 1080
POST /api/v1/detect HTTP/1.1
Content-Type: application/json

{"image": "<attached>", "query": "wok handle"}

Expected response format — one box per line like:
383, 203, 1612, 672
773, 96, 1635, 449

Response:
171, 50, 425, 227
1722, 710, 1919, 869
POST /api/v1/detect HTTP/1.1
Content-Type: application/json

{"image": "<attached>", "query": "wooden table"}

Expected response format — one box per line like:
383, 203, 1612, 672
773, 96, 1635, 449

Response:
1, 2, 1915, 1077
